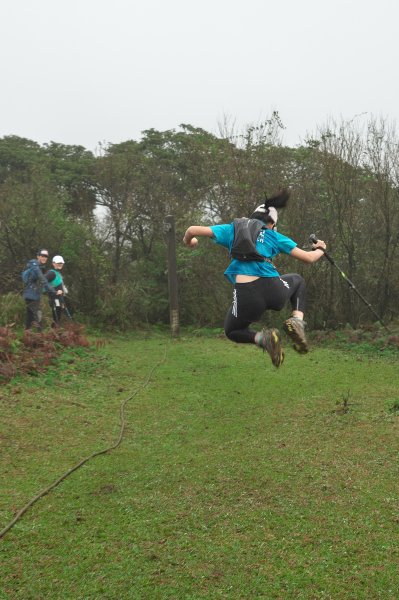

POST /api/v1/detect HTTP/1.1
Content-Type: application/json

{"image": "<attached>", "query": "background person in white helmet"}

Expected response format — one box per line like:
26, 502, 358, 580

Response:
45, 255, 71, 325
183, 189, 327, 368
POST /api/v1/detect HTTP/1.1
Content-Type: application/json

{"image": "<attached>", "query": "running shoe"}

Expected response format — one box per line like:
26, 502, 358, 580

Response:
283, 317, 309, 354
258, 327, 285, 367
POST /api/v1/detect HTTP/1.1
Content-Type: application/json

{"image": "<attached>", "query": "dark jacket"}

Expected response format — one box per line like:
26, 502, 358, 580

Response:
22, 259, 55, 301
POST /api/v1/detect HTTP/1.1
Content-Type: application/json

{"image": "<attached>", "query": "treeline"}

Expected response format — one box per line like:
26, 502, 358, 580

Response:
0, 114, 398, 330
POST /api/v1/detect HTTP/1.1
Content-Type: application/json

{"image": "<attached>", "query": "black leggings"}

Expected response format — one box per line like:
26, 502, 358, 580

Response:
224, 274, 306, 344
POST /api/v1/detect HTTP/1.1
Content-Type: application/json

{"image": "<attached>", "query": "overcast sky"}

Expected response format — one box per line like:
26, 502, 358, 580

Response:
1, 0, 398, 152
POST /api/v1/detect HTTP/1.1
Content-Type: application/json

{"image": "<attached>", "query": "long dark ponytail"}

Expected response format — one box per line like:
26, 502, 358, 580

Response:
250, 188, 291, 223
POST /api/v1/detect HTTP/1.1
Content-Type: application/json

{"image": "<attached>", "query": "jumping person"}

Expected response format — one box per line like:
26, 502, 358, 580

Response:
45, 255, 71, 325
22, 249, 62, 331
183, 189, 327, 367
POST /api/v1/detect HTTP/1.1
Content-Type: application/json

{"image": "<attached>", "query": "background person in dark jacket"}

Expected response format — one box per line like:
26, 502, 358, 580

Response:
22, 249, 61, 330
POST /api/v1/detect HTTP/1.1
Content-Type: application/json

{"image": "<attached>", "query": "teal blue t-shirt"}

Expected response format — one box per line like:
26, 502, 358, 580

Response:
210, 222, 297, 284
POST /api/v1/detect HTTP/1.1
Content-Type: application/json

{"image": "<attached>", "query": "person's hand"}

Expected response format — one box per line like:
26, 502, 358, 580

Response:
56, 290, 63, 296
183, 235, 198, 247
312, 239, 326, 251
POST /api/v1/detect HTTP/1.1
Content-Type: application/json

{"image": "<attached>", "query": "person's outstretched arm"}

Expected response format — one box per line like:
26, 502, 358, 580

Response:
289, 239, 327, 263
183, 226, 214, 247
34, 266, 58, 296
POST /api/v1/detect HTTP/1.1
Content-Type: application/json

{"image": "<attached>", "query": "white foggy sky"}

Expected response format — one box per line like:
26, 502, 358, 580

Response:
1, 0, 398, 151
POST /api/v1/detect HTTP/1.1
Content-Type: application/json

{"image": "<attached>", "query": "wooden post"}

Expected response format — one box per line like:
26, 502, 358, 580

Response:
164, 215, 180, 336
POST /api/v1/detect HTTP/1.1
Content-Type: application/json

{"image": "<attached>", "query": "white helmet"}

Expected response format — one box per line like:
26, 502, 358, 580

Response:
52, 255, 65, 264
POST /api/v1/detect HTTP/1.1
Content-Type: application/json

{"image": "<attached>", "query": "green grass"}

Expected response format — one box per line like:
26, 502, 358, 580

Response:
1, 334, 399, 599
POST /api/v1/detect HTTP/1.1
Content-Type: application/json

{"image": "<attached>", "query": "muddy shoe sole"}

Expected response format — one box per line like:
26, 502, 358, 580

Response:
283, 319, 309, 354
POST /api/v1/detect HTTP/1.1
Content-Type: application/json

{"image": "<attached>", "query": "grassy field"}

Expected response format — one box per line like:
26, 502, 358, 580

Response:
0, 332, 398, 599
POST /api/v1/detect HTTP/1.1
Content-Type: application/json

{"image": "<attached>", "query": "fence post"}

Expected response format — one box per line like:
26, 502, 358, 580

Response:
164, 215, 180, 337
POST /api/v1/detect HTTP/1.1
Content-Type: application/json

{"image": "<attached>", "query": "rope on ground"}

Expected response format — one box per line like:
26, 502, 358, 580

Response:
0, 344, 168, 540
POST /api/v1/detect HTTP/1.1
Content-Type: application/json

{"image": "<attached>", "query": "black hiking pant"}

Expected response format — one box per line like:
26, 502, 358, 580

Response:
50, 296, 73, 326
25, 299, 43, 331
224, 274, 306, 344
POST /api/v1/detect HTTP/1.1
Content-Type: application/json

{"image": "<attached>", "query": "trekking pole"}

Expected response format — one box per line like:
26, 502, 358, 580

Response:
61, 298, 73, 320
309, 234, 391, 333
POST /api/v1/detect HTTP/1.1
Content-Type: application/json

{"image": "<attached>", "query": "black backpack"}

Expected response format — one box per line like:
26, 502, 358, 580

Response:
230, 218, 271, 262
